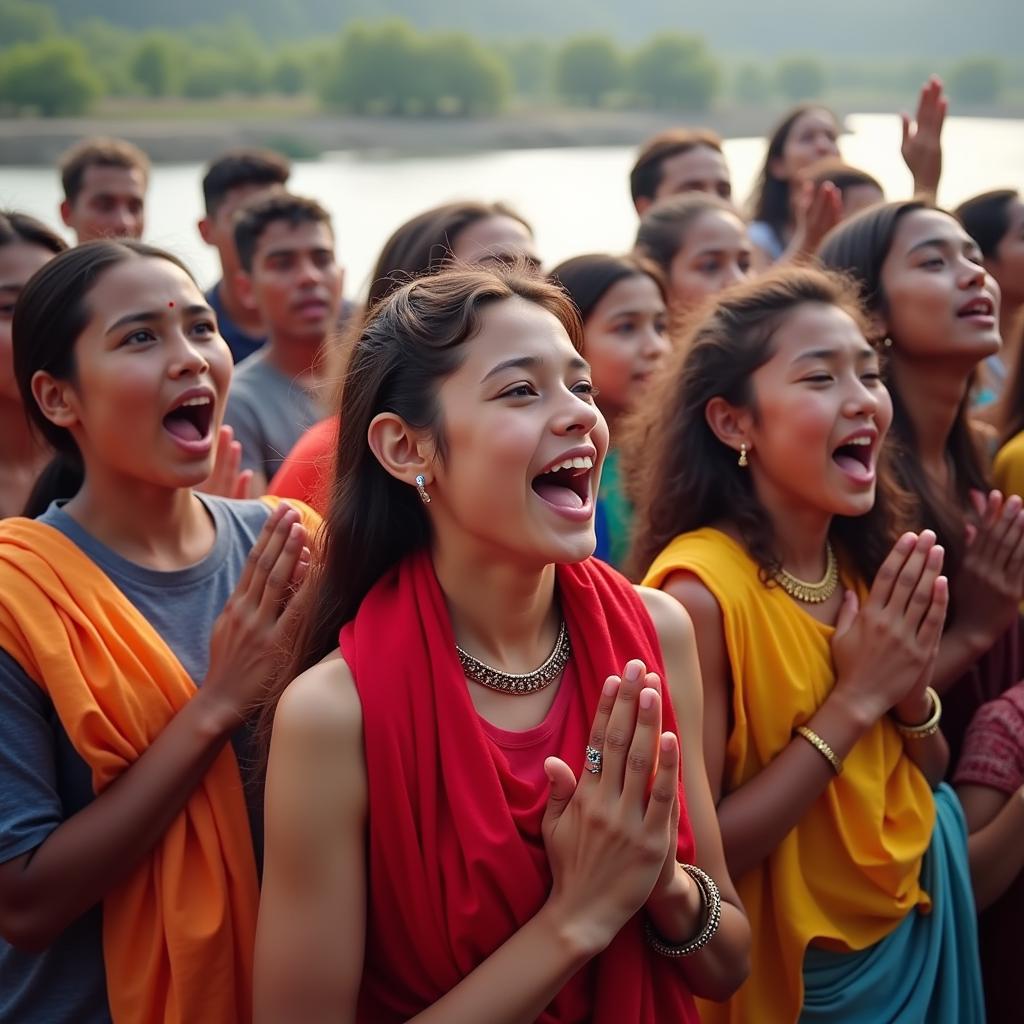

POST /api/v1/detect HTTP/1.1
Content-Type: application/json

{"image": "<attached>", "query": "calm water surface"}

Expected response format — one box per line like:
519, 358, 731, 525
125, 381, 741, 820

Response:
1, 113, 1022, 298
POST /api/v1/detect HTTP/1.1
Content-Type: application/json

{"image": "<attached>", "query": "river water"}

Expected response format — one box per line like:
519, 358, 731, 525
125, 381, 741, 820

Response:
1, 113, 1022, 297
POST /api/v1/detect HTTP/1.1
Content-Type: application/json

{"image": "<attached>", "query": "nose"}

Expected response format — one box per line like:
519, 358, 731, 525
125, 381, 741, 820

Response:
843, 375, 881, 417
641, 325, 672, 361
169, 331, 210, 378
553, 386, 600, 436
725, 259, 748, 286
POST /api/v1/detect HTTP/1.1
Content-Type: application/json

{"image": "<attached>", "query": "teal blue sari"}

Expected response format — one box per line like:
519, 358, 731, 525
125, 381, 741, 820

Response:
801, 784, 984, 1023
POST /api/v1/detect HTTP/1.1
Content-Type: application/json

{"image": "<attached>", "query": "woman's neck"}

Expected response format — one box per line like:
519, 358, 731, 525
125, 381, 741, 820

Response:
999, 303, 1024, 372
63, 469, 215, 570
747, 476, 833, 580
431, 533, 560, 673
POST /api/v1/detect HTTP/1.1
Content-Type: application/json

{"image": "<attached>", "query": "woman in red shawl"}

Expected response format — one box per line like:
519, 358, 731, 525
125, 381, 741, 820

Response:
253, 265, 750, 1022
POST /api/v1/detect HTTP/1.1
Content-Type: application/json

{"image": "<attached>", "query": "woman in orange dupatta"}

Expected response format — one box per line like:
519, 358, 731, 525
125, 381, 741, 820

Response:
0, 241, 315, 1024
254, 265, 751, 1022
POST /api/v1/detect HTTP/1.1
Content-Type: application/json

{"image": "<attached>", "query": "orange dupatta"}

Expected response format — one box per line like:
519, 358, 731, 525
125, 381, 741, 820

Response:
0, 499, 317, 1024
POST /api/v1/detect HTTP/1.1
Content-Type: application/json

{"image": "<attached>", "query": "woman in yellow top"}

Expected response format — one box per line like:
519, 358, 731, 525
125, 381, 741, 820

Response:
626, 267, 984, 1022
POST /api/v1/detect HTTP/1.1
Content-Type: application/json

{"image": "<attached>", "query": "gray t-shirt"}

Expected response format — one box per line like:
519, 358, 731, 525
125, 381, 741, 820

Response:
0, 495, 272, 1024
224, 349, 322, 480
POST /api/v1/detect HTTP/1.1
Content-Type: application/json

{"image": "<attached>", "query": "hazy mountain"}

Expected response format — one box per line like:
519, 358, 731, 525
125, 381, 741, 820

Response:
49, 0, 1020, 59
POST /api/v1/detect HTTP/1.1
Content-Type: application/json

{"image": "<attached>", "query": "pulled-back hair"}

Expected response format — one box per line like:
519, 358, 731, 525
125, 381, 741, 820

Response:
634, 192, 738, 278
366, 200, 534, 311
955, 188, 1018, 260
626, 266, 908, 584
549, 252, 667, 324
629, 129, 725, 206
260, 264, 583, 733
819, 200, 989, 584
0, 210, 67, 255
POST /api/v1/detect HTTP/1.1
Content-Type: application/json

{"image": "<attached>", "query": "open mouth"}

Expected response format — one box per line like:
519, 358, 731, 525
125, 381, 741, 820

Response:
162, 394, 214, 444
831, 435, 873, 476
957, 296, 995, 319
531, 455, 594, 511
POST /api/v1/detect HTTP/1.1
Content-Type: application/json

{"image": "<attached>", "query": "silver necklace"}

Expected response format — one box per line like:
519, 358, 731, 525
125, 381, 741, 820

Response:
456, 621, 571, 695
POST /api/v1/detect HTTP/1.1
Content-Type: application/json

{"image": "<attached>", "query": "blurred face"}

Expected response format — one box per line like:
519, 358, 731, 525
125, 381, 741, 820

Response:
774, 110, 840, 181
653, 146, 732, 204
61, 164, 146, 242
0, 242, 56, 402
880, 209, 1001, 366
839, 183, 884, 220
668, 210, 753, 313
451, 215, 540, 271
743, 302, 891, 519
988, 199, 1024, 309
430, 297, 609, 566
582, 274, 670, 422
241, 220, 343, 343
200, 183, 281, 272
43, 257, 232, 488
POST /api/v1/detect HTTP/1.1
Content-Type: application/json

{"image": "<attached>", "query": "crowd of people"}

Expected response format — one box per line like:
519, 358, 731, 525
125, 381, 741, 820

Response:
1, 76, 1023, 1023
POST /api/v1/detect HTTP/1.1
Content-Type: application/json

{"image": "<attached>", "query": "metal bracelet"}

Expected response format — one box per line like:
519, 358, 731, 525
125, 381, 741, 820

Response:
643, 864, 722, 957
894, 686, 942, 739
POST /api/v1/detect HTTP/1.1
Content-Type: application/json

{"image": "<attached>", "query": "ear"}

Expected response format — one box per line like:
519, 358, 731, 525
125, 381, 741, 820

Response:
233, 268, 258, 312
198, 216, 214, 246
59, 199, 74, 230
634, 195, 653, 217
366, 411, 435, 488
31, 370, 80, 432
705, 396, 754, 457
867, 310, 890, 346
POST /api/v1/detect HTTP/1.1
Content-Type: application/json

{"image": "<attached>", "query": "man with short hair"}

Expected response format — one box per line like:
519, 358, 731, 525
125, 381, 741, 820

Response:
198, 149, 291, 363
58, 137, 149, 243
630, 129, 732, 216
224, 192, 343, 493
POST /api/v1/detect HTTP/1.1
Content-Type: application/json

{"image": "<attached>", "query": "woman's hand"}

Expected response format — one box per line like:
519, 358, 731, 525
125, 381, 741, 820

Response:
197, 425, 254, 500
197, 502, 311, 731
830, 531, 948, 724
541, 660, 682, 953
901, 76, 946, 199
789, 179, 843, 261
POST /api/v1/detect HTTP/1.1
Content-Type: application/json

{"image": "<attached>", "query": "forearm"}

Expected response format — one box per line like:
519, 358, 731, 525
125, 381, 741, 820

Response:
716, 693, 871, 878
932, 623, 996, 693
967, 788, 1024, 910
2, 692, 236, 949
409, 903, 598, 1024
891, 690, 949, 787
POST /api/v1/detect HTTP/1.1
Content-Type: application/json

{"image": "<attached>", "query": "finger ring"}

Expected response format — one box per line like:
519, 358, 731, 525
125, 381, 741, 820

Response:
584, 745, 603, 774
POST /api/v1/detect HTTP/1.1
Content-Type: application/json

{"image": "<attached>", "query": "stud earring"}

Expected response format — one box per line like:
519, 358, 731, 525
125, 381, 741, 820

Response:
415, 474, 431, 504
883, 337, 893, 349
738, 443, 749, 468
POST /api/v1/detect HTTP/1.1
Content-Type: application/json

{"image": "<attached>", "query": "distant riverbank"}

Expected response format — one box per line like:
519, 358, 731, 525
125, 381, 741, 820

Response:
1, 99, 1019, 166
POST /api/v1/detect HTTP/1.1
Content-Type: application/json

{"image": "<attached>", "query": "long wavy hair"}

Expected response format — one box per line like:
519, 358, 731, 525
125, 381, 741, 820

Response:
819, 200, 990, 584
625, 266, 910, 585
258, 263, 584, 740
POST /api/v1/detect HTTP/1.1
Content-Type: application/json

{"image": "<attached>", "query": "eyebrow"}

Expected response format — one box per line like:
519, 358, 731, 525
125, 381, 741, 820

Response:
793, 347, 876, 363
105, 304, 213, 334
263, 246, 334, 260
481, 353, 589, 384
905, 236, 980, 258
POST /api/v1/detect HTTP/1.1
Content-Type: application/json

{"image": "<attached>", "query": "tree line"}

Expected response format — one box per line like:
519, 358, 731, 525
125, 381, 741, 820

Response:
0, 0, 1011, 118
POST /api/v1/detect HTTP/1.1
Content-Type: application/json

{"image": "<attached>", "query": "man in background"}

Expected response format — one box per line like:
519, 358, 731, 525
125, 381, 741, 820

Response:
630, 129, 732, 216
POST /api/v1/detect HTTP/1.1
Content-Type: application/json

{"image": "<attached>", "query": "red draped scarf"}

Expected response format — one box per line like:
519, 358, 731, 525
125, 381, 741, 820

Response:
340, 549, 700, 1023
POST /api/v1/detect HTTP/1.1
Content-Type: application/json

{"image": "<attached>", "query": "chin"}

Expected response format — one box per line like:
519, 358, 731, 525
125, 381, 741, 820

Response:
831, 492, 876, 518
543, 531, 598, 567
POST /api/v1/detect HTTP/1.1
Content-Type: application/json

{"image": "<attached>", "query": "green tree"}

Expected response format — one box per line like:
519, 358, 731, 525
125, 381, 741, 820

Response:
493, 38, 553, 102
0, 0, 57, 48
72, 17, 136, 95
629, 32, 720, 111
0, 37, 102, 115
948, 57, 1004, 104
272, 47, 310, 96
555, 34, 623, 108
131, 32, 183, 97
421, 32, 510, 115
181, 50, 234, 99
734, 62, 772, 105
775, 56, 826, 102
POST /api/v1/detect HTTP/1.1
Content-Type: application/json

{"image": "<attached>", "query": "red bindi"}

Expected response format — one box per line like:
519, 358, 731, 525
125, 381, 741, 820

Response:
168, 301, 175, 308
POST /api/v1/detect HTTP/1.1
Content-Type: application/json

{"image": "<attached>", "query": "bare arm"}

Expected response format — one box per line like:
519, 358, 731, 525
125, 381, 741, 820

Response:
890, 690, 949, 788
957, 783, 1024, 910
638, 587, 751, 1002
0, 504, 307, 951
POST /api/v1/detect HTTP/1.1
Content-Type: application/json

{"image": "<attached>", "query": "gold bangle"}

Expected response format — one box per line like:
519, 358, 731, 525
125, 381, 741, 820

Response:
794, 725, 843, 775
894, 686, 942, 739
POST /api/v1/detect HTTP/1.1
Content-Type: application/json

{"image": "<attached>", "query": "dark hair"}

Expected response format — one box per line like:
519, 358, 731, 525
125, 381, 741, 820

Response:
626, 266, 908, 584
802, 158, 882, 199
13, 240, 194, 464
58, 137, 150, 203
201, 148, 291, 217
260, 264, 583, 737
549, 252, 667, 324
819, 200, 989, 583
234, 192, 333, 273
630, 129, 725, 206
0, 210, 67, 255
748, 105, 839, 239
366, 201, 534, 311
634, 192, 739, 277
955, 189, 1018, 260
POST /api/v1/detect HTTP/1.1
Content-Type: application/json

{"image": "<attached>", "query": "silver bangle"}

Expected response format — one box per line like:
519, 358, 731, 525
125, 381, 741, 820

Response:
643, 863, 722, 957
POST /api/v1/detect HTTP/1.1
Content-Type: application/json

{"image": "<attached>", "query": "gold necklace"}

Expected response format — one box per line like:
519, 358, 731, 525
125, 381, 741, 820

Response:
774, 543, 839, 604
456, 621, 571, 695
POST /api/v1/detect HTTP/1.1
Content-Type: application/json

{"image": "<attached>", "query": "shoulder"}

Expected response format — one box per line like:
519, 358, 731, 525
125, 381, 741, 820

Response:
634, 585, 703, 719
635, 584, 696, 649
273, 650, 363, 750
994, 429, 1024, 494
747, 220, 783, 258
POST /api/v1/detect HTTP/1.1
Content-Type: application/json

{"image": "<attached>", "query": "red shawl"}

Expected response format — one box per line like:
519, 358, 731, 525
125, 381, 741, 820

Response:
340, 549, 700, 1023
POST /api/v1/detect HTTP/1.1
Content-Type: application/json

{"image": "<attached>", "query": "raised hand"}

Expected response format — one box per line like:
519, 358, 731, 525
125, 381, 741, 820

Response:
198, 501, 310, 729
831, 531, 948, 722
901, 76, 947, 199
197, 425, 254, 500
541, 660, 683, 950
791, 179, 843, 260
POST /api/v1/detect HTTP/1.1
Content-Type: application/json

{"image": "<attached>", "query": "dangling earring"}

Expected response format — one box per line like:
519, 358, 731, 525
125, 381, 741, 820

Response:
883, 337, 893, 349
415, 474, 431, 504
738, 443, 749, 468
